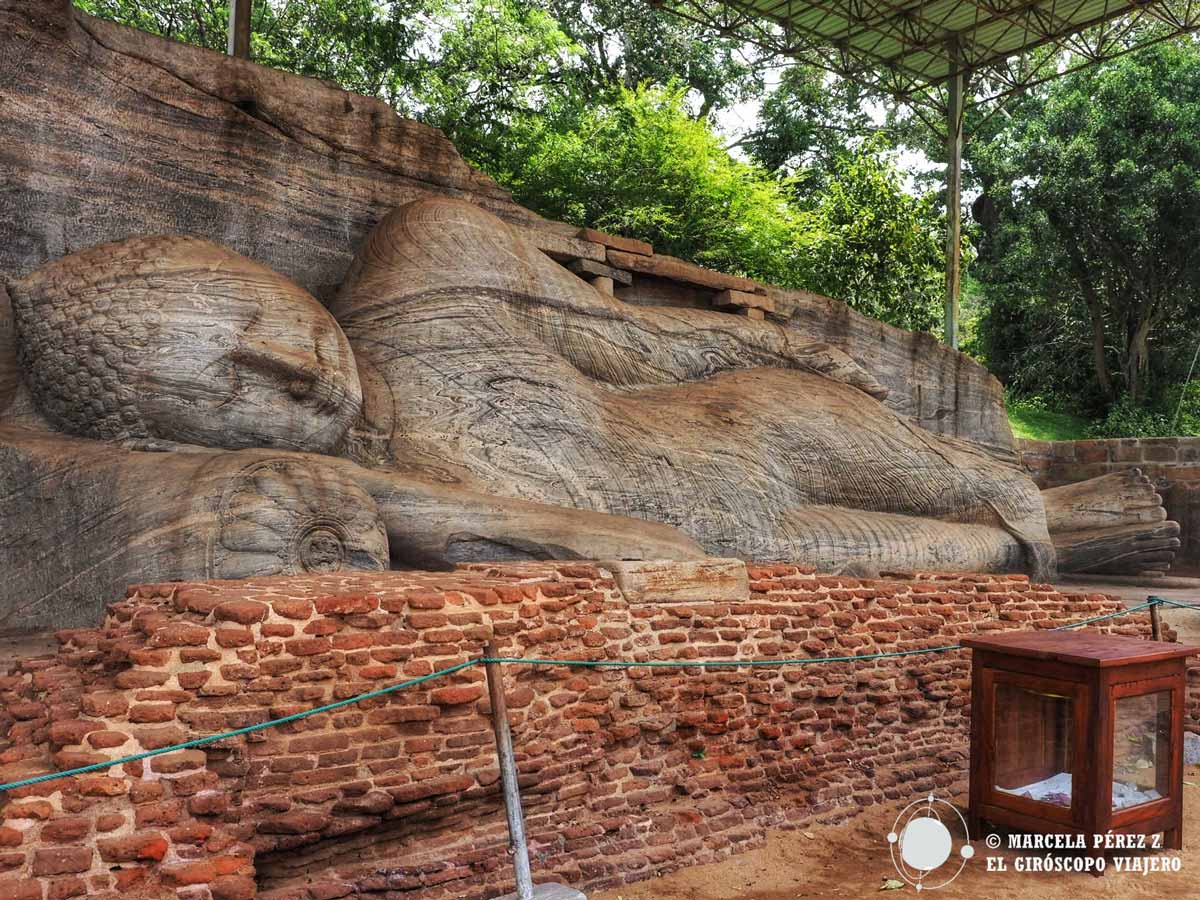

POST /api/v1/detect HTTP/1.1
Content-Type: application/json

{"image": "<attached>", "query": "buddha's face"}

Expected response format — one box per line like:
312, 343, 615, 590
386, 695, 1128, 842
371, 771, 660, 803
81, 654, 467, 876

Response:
10, 236, 361, 453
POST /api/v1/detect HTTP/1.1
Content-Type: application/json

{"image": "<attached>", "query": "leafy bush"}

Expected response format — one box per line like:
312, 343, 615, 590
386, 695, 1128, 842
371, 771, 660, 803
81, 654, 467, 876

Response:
1089, 396, 1176, 439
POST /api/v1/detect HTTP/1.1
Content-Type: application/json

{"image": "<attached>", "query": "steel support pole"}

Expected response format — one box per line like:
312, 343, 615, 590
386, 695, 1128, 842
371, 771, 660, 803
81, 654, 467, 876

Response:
944, 41, 964, 350
485, 642, 535, 900
1150, 600, 1162, 641
227, 0, 252, 59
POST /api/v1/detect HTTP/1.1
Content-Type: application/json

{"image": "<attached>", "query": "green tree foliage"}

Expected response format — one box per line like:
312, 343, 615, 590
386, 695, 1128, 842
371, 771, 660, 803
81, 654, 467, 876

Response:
797, 147, 947, 332
78, 0, 430, 107
501, 85, 810, 284
973, 37, 1200, 415
74, 0, 950, 335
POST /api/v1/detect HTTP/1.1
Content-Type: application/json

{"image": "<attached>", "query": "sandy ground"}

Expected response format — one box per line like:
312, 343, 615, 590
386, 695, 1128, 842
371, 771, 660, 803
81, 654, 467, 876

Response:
1055, 577, 1200, 645
592, 770, 1200, 900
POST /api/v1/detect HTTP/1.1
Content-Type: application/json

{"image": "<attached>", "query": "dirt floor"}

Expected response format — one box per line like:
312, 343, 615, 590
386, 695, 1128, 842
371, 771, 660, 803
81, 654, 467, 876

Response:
592, 768, 1200, 899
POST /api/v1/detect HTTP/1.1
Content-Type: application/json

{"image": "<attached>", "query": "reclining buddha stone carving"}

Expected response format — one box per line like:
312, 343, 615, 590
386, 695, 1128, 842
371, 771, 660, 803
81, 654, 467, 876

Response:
0, 197, 1179, 630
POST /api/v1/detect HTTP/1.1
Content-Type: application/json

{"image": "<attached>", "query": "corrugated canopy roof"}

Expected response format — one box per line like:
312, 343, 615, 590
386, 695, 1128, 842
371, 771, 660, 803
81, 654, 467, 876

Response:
658, 0, 1200, 102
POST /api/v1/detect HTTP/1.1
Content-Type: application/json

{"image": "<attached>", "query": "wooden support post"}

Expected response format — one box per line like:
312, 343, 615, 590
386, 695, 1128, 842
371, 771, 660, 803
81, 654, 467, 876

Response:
944, 40, 964, 350
485, 642, 535, 900
1150, 599, 1162, 641
227, 0, 252, 59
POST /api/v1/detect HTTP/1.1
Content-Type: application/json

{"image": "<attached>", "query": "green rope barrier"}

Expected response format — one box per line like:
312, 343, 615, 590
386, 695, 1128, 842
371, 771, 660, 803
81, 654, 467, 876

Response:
0, 658, 480, 793
479, 645, 964, 668
1052, 598, 1161, 630
1151, 596, 1200, 612
0, 595, 1181, 794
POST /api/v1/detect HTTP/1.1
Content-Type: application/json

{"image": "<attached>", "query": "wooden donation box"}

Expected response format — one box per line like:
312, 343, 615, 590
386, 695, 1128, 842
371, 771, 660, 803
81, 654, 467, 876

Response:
963, 631, 1198, 850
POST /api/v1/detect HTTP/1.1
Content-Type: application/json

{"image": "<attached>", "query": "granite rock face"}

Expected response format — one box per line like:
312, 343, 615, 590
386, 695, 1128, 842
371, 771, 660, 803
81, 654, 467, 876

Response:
2, 0, 1005, 452
0, 1, 1180, 634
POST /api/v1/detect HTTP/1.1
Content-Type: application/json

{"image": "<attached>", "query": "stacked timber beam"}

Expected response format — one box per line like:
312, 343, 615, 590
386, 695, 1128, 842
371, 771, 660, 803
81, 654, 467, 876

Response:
559, 228, 777, 318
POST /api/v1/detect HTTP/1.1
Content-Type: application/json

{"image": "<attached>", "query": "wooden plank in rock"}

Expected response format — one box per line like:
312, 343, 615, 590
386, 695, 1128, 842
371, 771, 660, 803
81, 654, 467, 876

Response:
607, 249, 766, 295
713, 288, 775, 313
577, 227, 653, 256
566, 258, 633, 285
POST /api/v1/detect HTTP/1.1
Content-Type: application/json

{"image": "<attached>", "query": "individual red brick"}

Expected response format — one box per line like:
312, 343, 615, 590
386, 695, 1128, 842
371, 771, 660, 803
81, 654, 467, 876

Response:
128, 703, 175, 724
40, 818, 89, 843
77, 776, 128, 797
47, 720, 96, 746
150, 749, 206, 774
314, 594, 378, 615
32, 846, 93, 876
407, 612, 448, 629
6, 800, 53, 819
168, 821, 213, 844
134, 799, 183, 827
0, 880, 43, 900
95, 813, 125, 833
285, 637, 331, 656
148, 622, 210, 647
331, 633, 372, 650
288, 733, 349, 754
81, 691, 127, 717
273, 599, 314, 620
114, 669, 170, 689
161, 856, 246, 886
215, 627, 254, 648
431, 685, 483, 706
177, 670, 212, 690
179, 648, 221, 663
261, 623, 295, 637
386, 774, 474, 804
129, 783, 164, 805
87, 730, 128, 749
214, 600, 269, 625
178, 587, 223, 615
97, 832, 169, 863
0, 830, 18, 849
358, 664, 396, 680
366, 705, 439, 724
46, 876, 87, 900
404, 590, 446, 610
187, 790, 230, 817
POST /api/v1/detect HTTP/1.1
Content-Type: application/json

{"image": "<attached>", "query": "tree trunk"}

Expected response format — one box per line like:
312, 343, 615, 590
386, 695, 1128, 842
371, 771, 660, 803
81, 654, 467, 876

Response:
1126, 314, 1153, 403
1088, 302, 1115, 401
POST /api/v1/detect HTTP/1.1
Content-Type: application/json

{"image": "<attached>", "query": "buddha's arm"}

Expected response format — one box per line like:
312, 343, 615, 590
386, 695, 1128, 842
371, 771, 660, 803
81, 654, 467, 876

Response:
332, 461, 705, 569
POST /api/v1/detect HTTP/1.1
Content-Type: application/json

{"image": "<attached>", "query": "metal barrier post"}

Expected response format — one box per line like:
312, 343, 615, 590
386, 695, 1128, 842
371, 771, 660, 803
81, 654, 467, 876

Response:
1150, 597, 1163, 641
483, 644, 587, 900
485, 641, 535, 900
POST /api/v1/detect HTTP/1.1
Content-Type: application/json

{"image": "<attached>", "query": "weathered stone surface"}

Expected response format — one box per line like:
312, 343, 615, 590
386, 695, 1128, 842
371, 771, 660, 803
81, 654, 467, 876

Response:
768, 287, 1016, 458
0, 0, 591, 301
334, 197, 1053, 578
0, 0, 1174, 641
600, 559, 748, 604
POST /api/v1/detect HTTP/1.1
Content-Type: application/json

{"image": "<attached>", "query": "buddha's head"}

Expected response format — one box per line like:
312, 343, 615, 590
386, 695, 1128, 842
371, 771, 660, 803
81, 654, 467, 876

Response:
8, 236, 361, 453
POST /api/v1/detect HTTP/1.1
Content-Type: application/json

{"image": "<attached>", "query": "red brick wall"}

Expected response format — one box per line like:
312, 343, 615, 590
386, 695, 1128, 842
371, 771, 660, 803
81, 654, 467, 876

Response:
0, 563, 1162, 900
